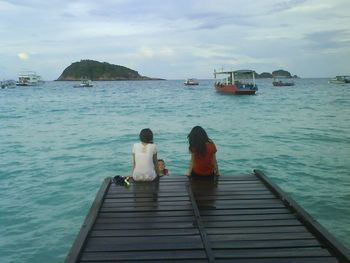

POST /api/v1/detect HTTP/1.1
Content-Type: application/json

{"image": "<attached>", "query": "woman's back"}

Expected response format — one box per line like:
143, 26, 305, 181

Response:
132, 142, 157, 181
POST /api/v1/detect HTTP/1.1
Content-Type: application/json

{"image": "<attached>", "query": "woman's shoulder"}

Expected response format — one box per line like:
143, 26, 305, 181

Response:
207, 140, 217, 151
207, 140, 216, 146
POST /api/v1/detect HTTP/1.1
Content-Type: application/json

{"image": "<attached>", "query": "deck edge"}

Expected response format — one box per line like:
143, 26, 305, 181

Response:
65, 177, 111, 263
254, 169, 350, 263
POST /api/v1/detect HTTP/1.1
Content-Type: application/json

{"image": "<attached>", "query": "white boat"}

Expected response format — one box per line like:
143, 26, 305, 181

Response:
328, 76, 350, 84
272, 76, 295, 86
184, 78, 199, 85
73, 79, 93, 88
16, 72, 43, 86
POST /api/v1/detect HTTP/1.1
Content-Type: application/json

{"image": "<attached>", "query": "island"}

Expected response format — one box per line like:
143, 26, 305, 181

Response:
56, 60, 163, 81
255, 69, 299, 78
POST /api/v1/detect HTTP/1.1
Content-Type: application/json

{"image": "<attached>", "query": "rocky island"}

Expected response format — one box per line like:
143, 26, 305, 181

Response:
56, 60, 163, 81
256, 69, 299, 78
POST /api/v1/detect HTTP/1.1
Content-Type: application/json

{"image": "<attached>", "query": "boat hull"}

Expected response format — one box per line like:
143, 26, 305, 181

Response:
73, 84, 93, 88
329, 80, 347, 84
215, 84, 257, 95
273, 82, 294, 86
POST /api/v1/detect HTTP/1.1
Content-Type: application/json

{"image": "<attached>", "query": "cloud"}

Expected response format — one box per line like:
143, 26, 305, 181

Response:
159, 47, 175, 56
303, 30, 350, 51
17, 52, 29, 60
270, 0, 307, 12
140, 47, 155, 58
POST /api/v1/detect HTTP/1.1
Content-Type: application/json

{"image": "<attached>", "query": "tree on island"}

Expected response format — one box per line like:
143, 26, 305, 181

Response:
272, 69, 292, 78
253, 69, 298, 78
57, 59, 162, 81
259, 72, 273, 78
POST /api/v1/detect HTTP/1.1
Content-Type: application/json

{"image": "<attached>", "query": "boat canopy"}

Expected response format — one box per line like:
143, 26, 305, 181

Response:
214, 69, 254, 75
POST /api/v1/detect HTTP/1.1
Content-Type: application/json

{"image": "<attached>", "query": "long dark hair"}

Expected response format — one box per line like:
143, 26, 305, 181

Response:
187, 126, 210, 156
139, 128, 153, 143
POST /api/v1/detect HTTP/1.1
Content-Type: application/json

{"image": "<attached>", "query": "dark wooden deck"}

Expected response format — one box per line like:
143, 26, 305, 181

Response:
65, 170, 350, 263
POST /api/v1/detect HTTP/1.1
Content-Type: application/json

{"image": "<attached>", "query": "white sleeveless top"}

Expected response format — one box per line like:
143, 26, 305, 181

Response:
132, 142, 157, 181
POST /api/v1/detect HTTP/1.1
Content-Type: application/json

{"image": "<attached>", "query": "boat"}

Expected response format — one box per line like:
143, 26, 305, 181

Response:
184, 78, 199, 85
16, 71, 43, 86
328, 75, 350, 84
214, 69, 258, 95
272, 76, 295, 86
73, 79, 93, 88
1, 80, 16, 89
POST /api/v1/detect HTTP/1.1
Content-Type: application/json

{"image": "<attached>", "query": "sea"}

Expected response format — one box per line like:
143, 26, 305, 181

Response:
0, 79, 349, 262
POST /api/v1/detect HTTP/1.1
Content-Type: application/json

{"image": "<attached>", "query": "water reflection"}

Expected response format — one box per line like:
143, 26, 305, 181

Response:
132, 178, 160, 208
188, 176, 219, 210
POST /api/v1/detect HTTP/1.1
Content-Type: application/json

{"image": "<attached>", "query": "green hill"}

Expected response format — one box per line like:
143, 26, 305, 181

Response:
255, 69, 298, 78
57, 60, 162, 81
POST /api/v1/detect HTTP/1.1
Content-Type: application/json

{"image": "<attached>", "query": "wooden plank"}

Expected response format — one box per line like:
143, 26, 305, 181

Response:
215, 258, 339, 263
78, 260, 336, 263
90, 228, 200, 237
95, 213, 296, 224
84, 236, 204, 251
97, 208, 291, 219
80, 250, 208, 261
254, 169, 350, 262
93, 219, 302, 231
93, 221, 197, 230
80, 260, 210, 263
211, 239, 321, 249
206, 226, 309, 235
98, 210, 195, 218
199, 208, 291, 216
214, 247, 332, 258
209, 232, 315, 241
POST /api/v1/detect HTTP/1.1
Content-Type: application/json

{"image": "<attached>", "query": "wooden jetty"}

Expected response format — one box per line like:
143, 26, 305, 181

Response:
65, 170, 350, 263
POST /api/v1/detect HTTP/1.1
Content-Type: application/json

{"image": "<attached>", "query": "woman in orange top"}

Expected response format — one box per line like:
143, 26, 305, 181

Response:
186, 126, 220, 177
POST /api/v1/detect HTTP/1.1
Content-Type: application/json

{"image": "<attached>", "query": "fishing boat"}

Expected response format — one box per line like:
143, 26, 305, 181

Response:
16, 72, 43, 86
328, 75, 350, 84
214, 69, 258, 95
272, 76, 295, 86
73, 79, 93, 88
184, 78, 199, 86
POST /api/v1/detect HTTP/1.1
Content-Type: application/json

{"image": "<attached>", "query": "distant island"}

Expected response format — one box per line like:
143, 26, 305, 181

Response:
56, 60, 163, 81
256, 69, 299, 78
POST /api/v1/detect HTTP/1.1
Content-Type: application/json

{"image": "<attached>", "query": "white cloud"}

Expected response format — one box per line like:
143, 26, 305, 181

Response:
159, 47, 175, 56
140, 47, 155, 58
18, 52, 29, 60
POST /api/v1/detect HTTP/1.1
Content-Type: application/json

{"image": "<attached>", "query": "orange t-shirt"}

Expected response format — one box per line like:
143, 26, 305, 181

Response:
191, 142, 217, 176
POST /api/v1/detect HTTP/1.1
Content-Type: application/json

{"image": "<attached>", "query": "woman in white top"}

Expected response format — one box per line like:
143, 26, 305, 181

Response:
132, 128, 159, 181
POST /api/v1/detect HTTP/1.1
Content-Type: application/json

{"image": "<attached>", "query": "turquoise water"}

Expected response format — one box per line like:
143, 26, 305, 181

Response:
1, 79, 349, 262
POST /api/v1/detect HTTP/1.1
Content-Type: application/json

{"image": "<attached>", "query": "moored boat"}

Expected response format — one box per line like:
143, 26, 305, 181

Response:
73, 79, 93, 88
272, 76, 295, 86
1, 80, 16, 89
184, 78, 199, 85
214, 69, 258, 95
16, 72, 43, 86
328, 75, 350, 84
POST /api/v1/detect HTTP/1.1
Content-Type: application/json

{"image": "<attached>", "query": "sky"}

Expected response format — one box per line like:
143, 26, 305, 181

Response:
0, 0, 349, 80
